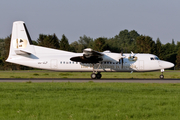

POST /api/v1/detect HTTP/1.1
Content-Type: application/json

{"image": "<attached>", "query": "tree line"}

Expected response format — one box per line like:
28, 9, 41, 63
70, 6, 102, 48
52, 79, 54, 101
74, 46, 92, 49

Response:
1, 29, 180, 70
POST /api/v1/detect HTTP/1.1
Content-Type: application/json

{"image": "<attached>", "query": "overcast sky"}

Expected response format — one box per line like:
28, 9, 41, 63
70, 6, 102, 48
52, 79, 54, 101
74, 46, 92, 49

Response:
0, 0, 180, 44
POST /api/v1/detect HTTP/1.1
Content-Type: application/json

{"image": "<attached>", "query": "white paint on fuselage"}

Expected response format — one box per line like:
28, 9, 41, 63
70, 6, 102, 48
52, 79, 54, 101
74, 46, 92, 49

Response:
7, 45, 171, 72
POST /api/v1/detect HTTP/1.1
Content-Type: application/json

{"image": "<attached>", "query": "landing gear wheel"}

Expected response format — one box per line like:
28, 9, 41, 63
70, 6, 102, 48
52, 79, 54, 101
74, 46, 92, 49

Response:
96, 73, 102, 79
160, 74, 164, 79
91, 73, 96, 79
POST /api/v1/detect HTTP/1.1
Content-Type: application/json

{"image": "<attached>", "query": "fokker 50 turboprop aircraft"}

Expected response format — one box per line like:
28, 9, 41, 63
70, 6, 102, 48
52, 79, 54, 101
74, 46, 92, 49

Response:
6, 21, 174, 79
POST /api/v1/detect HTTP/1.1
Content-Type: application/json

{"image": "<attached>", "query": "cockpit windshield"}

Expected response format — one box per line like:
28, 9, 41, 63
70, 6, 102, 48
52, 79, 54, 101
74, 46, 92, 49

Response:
150, 57, 160, 60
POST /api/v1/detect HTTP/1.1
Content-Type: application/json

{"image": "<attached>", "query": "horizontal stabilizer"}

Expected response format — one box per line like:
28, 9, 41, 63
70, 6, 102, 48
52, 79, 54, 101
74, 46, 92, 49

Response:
14, 50, 31, 55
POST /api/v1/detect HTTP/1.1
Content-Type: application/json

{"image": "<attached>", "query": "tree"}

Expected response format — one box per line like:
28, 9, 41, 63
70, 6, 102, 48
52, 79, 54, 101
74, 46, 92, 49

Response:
156, 38, 163, 59
171, 39, 176, 53
78, 35, 93, 48
70, 35, 94, 53
59, 34, 70, 51
129, 30, 140, 40
176, 44, 180, 68
176, 41, 180, 50
4, 36, 10, 59
37, 34, 60, 49
51, 34, 60, 49
3, 36, 21, 70
135, 35, 155, 53
162, 43, 177, 64
108, 29, 139, 53
32, 40, 38, 45
69, 41, 82, 53
93, 37, 108, 52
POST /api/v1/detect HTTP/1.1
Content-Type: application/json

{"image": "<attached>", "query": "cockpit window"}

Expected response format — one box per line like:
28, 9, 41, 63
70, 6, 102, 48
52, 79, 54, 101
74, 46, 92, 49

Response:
155, 57, 159, 60
150, 57, 160, 60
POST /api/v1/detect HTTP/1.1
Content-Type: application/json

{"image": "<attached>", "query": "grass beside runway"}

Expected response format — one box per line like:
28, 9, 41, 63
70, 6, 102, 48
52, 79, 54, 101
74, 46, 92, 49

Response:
0, 82, 180, 120
0, 70, 179, 78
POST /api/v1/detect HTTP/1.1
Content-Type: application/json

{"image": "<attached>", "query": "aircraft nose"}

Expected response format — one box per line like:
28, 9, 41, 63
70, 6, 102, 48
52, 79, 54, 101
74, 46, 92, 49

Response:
159, 61, 174, 69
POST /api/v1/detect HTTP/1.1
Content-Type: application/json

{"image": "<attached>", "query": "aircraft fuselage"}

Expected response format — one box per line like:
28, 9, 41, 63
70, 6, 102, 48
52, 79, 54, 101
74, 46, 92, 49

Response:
7, 45, 173, 72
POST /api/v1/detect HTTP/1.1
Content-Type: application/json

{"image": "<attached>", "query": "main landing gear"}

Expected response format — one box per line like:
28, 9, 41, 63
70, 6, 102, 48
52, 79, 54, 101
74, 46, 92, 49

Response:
159, 69, 164, 79
91, 72, 102, 79
91, 63, 102, 79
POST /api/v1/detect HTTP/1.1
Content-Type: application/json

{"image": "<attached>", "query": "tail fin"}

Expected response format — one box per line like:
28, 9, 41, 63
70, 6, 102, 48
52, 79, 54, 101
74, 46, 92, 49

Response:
6, 21, 35, 61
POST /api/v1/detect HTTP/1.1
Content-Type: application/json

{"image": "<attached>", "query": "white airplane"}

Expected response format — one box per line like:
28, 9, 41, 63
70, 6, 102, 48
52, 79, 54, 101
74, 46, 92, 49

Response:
6, 21, 174, 79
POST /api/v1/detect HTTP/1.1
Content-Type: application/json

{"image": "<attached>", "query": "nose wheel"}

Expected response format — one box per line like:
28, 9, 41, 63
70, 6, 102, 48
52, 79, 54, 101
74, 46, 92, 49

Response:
160, 69, 164, 79
159, 74, 164, 79
91, 72, 102, 79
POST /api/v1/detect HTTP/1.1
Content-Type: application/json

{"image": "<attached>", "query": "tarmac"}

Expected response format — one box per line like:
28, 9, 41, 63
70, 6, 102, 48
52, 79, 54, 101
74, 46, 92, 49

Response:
0, 78, 180, 83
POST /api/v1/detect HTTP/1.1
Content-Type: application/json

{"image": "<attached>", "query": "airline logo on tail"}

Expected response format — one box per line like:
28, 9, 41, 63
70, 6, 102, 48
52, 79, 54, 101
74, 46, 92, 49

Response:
13, 38, 27, 49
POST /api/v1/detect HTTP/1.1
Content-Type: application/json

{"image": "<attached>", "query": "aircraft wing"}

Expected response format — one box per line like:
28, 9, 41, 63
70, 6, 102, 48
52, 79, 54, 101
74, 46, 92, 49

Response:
70, 48, 103, 63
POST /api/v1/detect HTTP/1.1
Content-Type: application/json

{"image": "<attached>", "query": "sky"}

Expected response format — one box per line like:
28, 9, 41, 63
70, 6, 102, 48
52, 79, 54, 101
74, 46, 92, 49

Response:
0, 0, 180, 44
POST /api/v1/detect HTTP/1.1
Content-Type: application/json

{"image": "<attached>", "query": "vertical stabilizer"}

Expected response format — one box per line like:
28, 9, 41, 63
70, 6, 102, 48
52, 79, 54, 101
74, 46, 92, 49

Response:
6, 21, 35, 61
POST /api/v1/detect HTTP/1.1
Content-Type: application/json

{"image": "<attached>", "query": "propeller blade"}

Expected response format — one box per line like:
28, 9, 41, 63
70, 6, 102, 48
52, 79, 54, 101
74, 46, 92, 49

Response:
121, 49, 123, 68
121, 58, 123, 68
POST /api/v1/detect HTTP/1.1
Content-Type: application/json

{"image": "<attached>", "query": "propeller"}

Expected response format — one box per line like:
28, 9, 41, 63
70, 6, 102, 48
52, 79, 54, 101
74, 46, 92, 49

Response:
131, 51, 134, 56
129, 51, 137, 61
119, 49, 124, 68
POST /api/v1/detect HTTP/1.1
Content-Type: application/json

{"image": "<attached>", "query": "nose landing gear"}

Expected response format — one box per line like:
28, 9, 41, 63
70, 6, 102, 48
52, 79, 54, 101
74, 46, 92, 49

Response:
159, 69, 164, 79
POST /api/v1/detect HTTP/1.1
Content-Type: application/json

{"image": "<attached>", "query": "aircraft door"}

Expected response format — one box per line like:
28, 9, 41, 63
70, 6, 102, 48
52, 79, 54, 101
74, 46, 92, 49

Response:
139, 60, 144, 70
51, 59, 58, 69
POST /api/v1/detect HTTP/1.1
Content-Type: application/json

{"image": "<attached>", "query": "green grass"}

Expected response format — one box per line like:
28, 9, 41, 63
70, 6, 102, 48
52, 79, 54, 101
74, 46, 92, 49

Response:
0, 70, 179, 78
0, 82, 180, 120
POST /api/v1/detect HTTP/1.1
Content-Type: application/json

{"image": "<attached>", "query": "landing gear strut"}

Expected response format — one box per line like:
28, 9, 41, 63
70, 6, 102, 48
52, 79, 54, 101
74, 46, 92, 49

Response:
159, 69, 164, 79
91, 64, 102, 79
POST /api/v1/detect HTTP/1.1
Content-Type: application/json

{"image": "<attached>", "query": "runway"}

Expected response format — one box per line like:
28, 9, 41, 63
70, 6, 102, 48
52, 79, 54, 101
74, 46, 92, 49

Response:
0, 78, 180, 83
